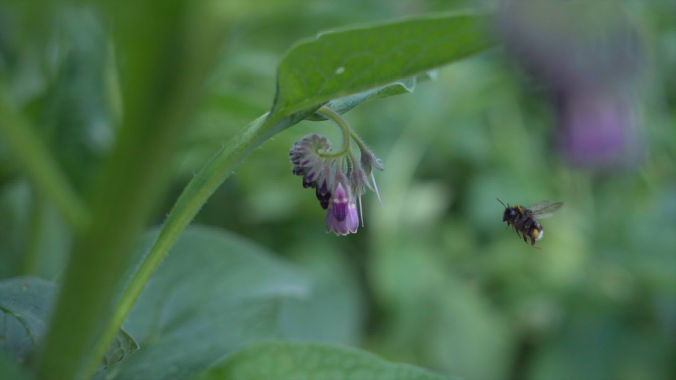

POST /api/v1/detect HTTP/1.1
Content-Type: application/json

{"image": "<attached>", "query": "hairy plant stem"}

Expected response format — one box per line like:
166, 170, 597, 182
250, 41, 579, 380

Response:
90, 111, 287, 375
316, 106, 353, 158
350, 129, 371, 155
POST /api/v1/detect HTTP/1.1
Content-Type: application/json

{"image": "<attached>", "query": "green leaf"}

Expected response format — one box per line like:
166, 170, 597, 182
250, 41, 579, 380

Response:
278, 242, 364, 345
0, 277, 138, 370
0, 353, 34, 380
304, 76, 416, 121
100, 329, 139, 371
269, 12, 493, 122
305, 71, 438, 120
0, 277, 53, 365
195, 342, 454, 380
111, 226, 310, 380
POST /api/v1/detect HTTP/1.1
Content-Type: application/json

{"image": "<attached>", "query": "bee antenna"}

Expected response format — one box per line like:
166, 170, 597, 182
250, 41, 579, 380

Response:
496, 198, 507, 207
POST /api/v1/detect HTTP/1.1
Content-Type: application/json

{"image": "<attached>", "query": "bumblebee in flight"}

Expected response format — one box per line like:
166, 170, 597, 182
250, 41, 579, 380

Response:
498, 199, 563, 246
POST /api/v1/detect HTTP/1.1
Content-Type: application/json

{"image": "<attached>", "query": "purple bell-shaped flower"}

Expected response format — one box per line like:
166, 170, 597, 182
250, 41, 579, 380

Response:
325, 183, 360, 235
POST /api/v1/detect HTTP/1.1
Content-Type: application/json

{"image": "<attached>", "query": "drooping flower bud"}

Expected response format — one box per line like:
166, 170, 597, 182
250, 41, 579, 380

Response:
315, 187, 331, 210
360, 148, 384, 176
290, 134, 334, 206
359, 148, 383, 205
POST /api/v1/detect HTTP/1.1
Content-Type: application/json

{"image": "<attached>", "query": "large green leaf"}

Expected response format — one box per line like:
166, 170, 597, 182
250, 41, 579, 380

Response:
0, 277, 53, 364
304, 71, 437, 121
278, 240, 364, 345
109, 226, 311, 380
269, 12, 492, 122
0, 277, 138, 371
195, 342, 454, 380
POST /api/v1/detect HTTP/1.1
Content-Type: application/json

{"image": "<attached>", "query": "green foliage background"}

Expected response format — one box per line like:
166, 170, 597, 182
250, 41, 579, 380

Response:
0, 0, 674, 379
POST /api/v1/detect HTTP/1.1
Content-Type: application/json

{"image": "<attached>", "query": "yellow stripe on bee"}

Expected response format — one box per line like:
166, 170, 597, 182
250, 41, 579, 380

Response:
532, 228, 543, 240
515, 206, 524, 214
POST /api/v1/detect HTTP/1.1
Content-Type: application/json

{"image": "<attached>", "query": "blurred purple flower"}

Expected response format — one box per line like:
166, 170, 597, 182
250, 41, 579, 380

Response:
498, 0, 644, 169
556, 90, 641, 167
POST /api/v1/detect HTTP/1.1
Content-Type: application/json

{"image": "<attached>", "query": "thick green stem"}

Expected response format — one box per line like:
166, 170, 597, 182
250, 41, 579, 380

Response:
89, 112, 285, 375
37, 2, 231, 378
0, 89, 90, 232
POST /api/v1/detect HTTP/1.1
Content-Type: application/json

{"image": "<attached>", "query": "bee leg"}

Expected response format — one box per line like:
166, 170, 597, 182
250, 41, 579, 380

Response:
522, 233, 528, 243
529, 235, 536, 246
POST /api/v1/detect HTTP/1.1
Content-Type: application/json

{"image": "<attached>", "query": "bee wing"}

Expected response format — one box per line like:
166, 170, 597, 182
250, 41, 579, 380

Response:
527, 201, 563, 218
526, 200, 551, 210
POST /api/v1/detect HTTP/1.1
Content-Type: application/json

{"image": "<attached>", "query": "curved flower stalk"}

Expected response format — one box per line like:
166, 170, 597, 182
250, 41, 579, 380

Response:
290, 107, 383, 235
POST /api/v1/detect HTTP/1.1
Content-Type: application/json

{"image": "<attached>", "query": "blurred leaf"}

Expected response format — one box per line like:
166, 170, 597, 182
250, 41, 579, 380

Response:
0, 353, 33, 380
25, 201, 71, 280
529, 313, 675, 380
0, 1, 58, 106
0, 180, 71, 280
111, 226, 311, 380
39, 7, 115, 190
279, 241, 364, 345
268, 12, 493, 123
195, 342, 453, 380
0, 277, 53, 365
424, 283, 512, 380
0, 181, 30, 279
0, 277, 138, 370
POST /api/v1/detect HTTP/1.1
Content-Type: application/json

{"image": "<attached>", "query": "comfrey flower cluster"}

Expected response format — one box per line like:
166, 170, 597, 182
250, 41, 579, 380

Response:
290, 126, 383, 236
